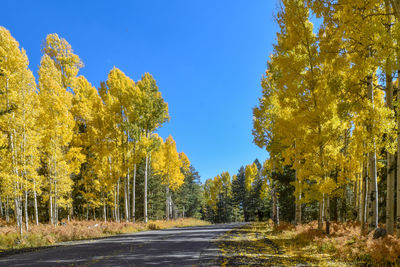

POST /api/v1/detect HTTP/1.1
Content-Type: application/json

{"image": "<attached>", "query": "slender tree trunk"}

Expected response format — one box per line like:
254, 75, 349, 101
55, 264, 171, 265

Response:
272, 186, 278, 225
324, 195, 330, 234
357, 170, 362, 222
361, 155, 368, 233
10, 127, 22, 235
14, 197, 18, 229
54, 179, 58, 226
341, 186, 347, 222
166, 186, 170, 221
117, 178, 121, 222
170, 195, 174, 220
15, 198, 22, 236
386, 70, 395, 234
367, 74, 378, 231
318, 199, 323, 230
49, 193, 53, 225
24, 189, 28, 231
127, 167, 130, 220
144, 153, 149, 223
132, 163, 136, 223
19, 197, 23, 235
33, 181, 38, 225
53, 152, 58, 226
0, 197, 3, 218
113, 185, 117, 221
272, 159, 279, 225
102, 190, 107, 222
49, 157, 53, 225
6, 197, 9, 223
397, 70, 400, 237
295, 170, 301, 225
124, 173, 129, 222
354, 179, 358, 219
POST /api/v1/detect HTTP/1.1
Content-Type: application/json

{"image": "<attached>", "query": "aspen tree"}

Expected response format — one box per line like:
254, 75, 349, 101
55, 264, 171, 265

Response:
388, 0, 400, 237
41, 34, 85, 225
0, 27, 40, 233
136, 73, 169, 223
152, 135, 186, 220
38, 55, 78, 226
71, 76, 106, 220
383, 0, 396, 234
123, 76, 144, 222
244, 163, 258, 192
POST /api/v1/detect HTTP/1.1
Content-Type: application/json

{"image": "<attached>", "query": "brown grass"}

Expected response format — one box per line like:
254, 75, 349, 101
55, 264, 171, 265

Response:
0, 218, 209, 252
271, 220, 400, 265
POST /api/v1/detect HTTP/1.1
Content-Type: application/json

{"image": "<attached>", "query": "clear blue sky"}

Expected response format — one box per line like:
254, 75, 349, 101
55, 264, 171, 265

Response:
2, 0, 278, 182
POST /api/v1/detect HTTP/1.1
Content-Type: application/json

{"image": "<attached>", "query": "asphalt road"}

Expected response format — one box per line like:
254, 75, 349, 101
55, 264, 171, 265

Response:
0, 223, 243, 267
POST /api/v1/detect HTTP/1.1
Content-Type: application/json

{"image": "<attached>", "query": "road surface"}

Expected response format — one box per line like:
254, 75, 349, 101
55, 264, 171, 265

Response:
0, 223, 243, 266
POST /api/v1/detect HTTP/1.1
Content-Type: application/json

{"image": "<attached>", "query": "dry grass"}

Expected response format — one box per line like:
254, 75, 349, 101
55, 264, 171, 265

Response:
0, 218, 209, 252
219, 220, 400, 265
269, 220, 400, 265
218, 222, 346, 266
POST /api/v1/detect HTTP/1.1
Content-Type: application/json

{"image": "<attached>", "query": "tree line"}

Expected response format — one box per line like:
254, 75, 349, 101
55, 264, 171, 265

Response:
0, 27, 204, 235
251, 0, 400, 236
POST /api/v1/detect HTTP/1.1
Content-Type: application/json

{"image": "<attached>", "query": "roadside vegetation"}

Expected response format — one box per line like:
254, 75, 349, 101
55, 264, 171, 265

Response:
218, 221, 400, 266
0, 218, 209, 252
268, 221, 400, 265
207, 0, 400, 265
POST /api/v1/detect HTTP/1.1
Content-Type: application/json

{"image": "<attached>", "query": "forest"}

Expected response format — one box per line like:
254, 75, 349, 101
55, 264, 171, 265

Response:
204, 0, 400, 263
0, 27, 206, 236
207, 0, 400, 236
251, 0, 400, 234
5, 0, 400, 264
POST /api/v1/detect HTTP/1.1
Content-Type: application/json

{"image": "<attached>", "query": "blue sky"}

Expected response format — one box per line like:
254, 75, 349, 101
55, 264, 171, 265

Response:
2, 0, 279, 182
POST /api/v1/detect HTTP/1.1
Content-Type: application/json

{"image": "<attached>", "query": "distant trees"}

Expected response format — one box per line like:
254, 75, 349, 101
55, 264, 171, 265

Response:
0, 27, 203, 233
204, 160, 273, 224
152, 135, 189, 220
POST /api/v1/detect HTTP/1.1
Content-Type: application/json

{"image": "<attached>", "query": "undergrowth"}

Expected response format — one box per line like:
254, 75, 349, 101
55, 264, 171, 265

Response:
270, 220, 400, 265
219, 220, 400, 266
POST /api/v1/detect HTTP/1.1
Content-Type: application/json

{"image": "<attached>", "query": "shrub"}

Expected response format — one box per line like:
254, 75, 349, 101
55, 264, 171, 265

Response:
147, 223, 161, 230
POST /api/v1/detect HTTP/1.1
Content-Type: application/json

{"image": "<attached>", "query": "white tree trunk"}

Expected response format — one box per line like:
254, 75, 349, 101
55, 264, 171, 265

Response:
124, 173, 129, 222
318, 198, 323, 230
367, 75, 378, 231
386, 71, 395, 234
361, 159, 368, 233
166, 186, 170, 221
113, 185, 117, 221
6, 197, 9, 223
34, 181, 39, 225
357, 170, 362, 222
144, 153, 149, 223
54, 179, 58, 226
117, 178, 120, 222
102, 190, 107, 222
132, 164, 136, 223
24, 189, 28, 231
